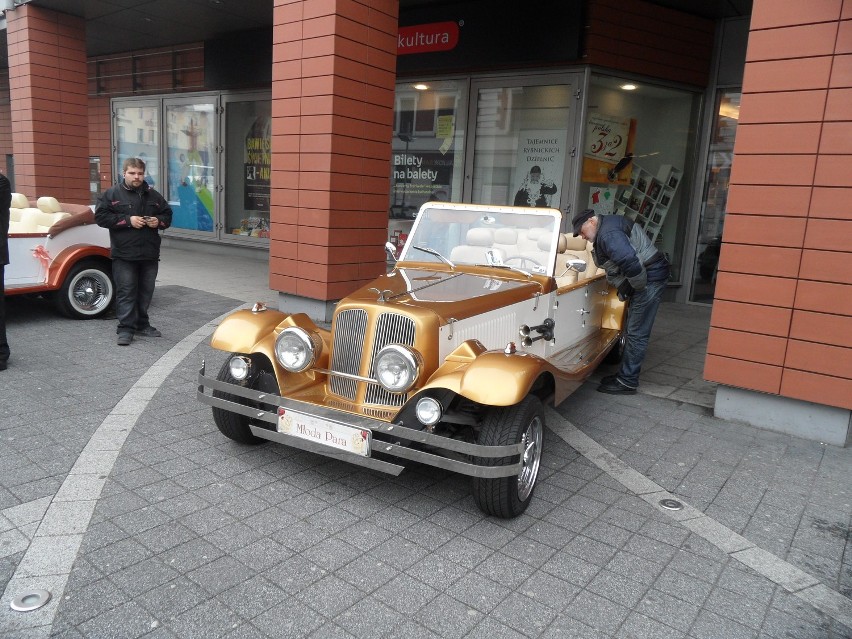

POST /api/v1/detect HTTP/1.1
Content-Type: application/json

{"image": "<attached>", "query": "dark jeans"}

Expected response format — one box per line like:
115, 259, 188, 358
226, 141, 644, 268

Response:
618, 279, 666, 389
112, 258, 158, 335
0, 264, 8, 363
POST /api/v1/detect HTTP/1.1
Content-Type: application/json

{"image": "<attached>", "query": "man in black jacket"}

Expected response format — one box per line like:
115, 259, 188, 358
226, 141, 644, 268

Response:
573, 208, 670, 395
96, 158, 172, 346
0, 172, 11, 369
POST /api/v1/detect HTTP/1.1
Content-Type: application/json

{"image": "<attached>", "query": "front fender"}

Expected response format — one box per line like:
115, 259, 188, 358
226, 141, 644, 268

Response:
210, 309, 290, 353
209, 312, 331, 395
458, 350, 548, 406
420, 340, 550, 407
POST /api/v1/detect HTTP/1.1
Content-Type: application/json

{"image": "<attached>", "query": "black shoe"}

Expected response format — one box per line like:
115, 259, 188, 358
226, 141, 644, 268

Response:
136, 326, 162, 337
0, 361, 6, 371
600, 374, 619, 385
597, 377, 637, 395
117, 333, 133, 346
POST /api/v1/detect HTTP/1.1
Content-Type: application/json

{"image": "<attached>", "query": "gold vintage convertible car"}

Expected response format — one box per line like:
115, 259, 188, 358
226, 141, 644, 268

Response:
197, 202, 626, 518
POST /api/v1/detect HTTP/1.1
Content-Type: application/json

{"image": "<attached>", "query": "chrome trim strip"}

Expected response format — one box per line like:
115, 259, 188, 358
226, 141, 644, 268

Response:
248, 425, 405, 476
198, 368, 524, 463
313, 368, 375, 384
373, 442, 522, 478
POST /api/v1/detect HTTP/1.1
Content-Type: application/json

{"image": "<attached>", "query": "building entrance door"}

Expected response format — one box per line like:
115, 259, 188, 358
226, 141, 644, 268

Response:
164, 97, 218, 235
463, 76, 580, 221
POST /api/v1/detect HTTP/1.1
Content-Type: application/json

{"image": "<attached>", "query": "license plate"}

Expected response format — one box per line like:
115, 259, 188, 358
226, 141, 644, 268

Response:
277, 408, 371, 457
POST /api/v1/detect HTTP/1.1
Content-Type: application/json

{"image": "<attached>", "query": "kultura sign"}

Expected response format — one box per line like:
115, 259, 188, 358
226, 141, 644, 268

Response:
398, 22, 459, 55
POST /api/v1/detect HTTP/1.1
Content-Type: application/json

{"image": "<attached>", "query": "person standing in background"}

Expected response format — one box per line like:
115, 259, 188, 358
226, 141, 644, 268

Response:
0, 172, 11, 370
95, 158, 172, 346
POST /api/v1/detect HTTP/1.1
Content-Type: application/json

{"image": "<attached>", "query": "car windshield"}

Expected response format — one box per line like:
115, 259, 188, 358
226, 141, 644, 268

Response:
398, 204, 562, 276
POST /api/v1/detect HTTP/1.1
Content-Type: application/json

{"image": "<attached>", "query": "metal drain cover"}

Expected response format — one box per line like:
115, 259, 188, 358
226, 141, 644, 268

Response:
659, 498, 684, 511
10, 589, 51, 612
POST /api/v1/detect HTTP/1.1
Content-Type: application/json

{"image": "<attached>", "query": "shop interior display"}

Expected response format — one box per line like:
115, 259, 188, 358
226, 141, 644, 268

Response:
614, 163, 682, 244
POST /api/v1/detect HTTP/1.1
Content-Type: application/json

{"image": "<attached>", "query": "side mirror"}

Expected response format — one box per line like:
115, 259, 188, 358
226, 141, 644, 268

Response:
567, 258, 586, 273
385, 242, 398, 262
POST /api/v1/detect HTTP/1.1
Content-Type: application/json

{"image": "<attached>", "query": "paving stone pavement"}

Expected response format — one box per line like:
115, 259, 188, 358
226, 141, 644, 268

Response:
1, 275, 851, 638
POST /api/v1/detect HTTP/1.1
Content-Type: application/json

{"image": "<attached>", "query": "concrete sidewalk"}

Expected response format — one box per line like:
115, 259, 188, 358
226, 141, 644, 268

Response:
0, 244, 850, 638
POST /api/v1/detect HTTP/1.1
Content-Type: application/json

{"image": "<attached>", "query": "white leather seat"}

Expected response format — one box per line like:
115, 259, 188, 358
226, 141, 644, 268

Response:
556, 234, 601, 283
517, 226, 548, 254
9, 193, 28, 230
493, 227, 519, 259
17, 208, 71, 234
37, 196, 62, 213
450, 227, 503, 264
10, 193, 28, 209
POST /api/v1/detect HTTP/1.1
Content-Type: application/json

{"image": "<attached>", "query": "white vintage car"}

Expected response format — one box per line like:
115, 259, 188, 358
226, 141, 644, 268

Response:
5, 194, 114, 319
198, 202, 627, 518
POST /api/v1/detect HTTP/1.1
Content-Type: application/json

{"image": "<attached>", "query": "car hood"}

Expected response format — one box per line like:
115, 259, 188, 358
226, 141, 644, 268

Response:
343, 268, 543, 322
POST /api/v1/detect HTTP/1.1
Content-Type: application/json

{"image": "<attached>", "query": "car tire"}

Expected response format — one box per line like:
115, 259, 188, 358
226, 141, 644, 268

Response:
54, 259, 114, 319
471, 395, 544, 518
212, 355, 277, 445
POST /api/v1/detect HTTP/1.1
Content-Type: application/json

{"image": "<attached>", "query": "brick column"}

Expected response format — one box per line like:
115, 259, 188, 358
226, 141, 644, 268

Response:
705, 0, 852, 413
269, 0, 398, 320
6, 5, 89, 203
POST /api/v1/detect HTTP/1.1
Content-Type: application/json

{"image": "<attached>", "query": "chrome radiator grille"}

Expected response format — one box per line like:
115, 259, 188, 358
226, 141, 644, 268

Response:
329, 309, 416, 407
329, 309, 367, 400
365, 313, 416, 406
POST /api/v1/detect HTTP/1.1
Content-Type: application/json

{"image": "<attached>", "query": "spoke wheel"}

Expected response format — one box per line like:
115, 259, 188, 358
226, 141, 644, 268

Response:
54, 259, 114, 319
471, 395, 545, 518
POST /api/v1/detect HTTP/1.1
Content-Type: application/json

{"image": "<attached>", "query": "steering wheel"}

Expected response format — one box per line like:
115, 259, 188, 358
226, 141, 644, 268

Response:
504, 256, 544, 271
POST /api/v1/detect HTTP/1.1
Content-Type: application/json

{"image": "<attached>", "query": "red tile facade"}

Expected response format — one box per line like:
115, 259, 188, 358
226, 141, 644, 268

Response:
268, 0, 399, 301
6, 5, 89, 202
705, 0, 852, 410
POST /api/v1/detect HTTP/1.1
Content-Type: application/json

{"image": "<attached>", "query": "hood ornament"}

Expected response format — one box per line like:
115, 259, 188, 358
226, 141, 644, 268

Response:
368, 288, 394, 302
251, 302, 268, 312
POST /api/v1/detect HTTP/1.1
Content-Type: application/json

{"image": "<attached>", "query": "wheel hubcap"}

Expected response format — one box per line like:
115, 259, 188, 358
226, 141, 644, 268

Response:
517, 415, 543, 501
72, 272, 111, 313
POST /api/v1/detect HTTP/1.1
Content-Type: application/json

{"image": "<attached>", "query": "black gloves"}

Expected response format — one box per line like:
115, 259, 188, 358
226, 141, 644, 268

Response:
617, 280, 634, 301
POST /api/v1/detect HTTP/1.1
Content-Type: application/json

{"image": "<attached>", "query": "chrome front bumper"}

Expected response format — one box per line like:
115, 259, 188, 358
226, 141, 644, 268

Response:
197, 363, 525, 479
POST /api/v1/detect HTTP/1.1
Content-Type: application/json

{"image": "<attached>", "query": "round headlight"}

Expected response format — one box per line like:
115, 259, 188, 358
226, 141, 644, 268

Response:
228, 356, 250, 381
415, 397, 442, 426
373, 344, 422, 393
275, 327, 322, 373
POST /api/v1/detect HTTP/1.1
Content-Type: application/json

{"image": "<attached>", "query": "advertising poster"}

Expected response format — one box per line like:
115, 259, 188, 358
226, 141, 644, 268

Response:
588, 185, 616, 216
581, 113, 636, 185
243, 115, 271, 213
390, 148, 455, 219
511, 130, 567, 209
167, 107, 215, 231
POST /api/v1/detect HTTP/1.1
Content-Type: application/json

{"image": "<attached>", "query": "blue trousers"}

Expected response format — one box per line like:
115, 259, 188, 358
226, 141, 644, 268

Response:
112, 258, 158, 335
618, 280, 666, 389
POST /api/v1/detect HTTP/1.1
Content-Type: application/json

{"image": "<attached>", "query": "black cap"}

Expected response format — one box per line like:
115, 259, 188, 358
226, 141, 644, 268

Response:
572, 209, 595, 236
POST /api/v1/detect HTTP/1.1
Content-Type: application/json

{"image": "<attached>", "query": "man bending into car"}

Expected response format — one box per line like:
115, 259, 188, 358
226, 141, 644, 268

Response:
96, 157, 172, 346
572, 208, 670, 395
